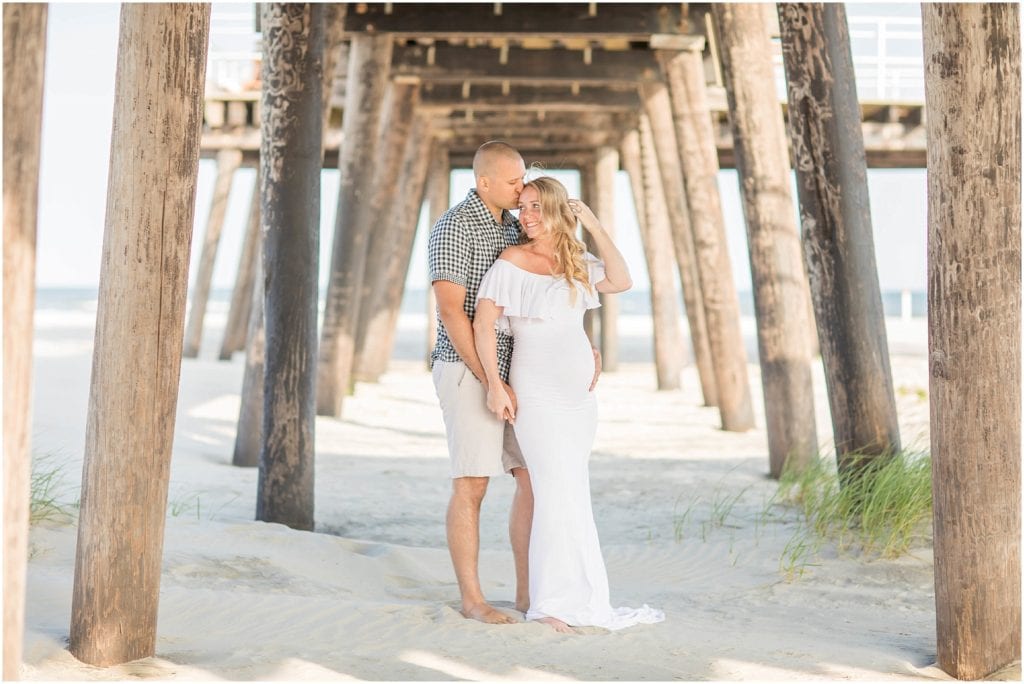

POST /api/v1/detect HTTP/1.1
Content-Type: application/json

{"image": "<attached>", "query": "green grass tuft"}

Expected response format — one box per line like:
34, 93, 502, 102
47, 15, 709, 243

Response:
774, 449, 933, 568
30, 454, 76, 525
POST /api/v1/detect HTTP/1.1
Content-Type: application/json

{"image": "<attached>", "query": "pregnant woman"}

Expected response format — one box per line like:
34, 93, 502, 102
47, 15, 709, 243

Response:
473, 176, 665, 633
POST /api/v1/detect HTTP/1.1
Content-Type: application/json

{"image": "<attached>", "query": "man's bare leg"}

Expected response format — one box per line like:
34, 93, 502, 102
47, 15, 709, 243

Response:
447, 476, 516, 624
509, 467, 533, 614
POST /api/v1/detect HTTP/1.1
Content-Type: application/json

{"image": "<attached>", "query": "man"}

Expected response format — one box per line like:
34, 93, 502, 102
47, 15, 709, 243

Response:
428, 141, 532, 624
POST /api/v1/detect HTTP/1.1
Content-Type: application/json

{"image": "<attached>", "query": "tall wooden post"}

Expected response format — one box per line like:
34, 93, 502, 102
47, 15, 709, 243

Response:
219, 174, 261, 360
357, 117, 435, 381
593, 145, 620, 372
321, 4, 347, 136
182, 147, 242, 358
923, 4, 1021, 679
69, 4, 211, 666
630, 122, 684, 391
256, 3, 322, 531
713, 4, 817, 476
639, 81, 718, 407
351, 80, 420, 381
425, 146, 450, 366
317, 34, 393, 417
232, 238, 264, 468
659, 49, 755, 432
579, 160, 599, 345
3, 5, 47, 679
778, 3, 900, 474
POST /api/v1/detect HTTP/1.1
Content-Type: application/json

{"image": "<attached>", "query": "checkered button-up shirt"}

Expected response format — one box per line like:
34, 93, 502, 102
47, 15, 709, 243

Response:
429, 189, 521, 382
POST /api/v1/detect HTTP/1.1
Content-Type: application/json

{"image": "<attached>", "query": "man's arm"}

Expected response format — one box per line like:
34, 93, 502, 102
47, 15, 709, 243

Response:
433, 280, 488, 384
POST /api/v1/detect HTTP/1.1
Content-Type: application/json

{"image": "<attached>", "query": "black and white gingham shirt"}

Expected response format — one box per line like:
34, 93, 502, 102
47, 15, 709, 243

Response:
428, 189, 521, 382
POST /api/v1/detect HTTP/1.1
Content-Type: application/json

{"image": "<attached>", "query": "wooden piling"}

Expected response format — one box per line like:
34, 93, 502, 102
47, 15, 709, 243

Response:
580, 161, 599, 345
351, 81, 421, 382
69, 4, 211, 666
3, 4, 47, 678
630, 121, 685, 391
923, 3, 1021, 678
256, 3, 322, 531
183, 147, 242, 358
660, 49, 754, 431
593, 145, 620, 372
713, 3, 817, 476
778, 3, 900, 473
317, 35, 393, 417
357, 116, 435, 381
639, 80, 718, 406
425, 146, 450, 365
232, 238, 264, 468
219, 174, 261, 360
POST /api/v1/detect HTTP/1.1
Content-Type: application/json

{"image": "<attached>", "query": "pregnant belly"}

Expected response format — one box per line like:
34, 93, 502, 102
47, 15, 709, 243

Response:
510, 325, 594, 405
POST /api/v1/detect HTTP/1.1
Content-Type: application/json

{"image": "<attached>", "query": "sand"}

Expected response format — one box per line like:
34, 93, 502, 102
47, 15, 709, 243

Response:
20, 301, 969, 681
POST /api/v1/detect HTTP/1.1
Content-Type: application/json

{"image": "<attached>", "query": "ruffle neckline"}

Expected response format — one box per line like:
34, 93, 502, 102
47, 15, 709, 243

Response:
477, 257, 603, 334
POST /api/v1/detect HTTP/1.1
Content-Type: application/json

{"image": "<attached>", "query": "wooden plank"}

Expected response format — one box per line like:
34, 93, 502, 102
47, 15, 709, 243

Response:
256, 3, 323, 531
714, 4, 817, 476
2, 5, 47, 679
778, 4, 901, 474
419, 83, 641, 111
923, 4, 1021, 679
69, 4, 211, 667
345, 3, 702, 41
391, 43, 663, 85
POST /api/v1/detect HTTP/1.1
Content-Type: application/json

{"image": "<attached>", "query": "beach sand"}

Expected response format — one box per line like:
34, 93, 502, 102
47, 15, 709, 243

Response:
20, 303, 976, 681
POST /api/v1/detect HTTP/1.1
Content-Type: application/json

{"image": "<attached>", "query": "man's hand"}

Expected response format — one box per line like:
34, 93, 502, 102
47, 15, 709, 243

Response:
589, 347, 602, 391
502, 381, 518, 415
486, 383, 516, 423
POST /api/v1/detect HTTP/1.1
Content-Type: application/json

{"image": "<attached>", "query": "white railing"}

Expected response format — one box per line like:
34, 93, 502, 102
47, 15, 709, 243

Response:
207, 5, 260, 93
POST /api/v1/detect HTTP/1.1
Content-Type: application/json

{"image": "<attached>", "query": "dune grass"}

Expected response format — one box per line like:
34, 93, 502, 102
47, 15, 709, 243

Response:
772, 449, 933, 577
30, 453, 76, 525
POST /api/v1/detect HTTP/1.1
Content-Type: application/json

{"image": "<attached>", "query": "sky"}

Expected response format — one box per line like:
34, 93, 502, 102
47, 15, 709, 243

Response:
34, 2, 928, 295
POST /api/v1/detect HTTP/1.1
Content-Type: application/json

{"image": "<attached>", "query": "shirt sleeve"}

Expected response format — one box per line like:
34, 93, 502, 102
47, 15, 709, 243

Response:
428, 213, 472, 287
584, 251, 606, 286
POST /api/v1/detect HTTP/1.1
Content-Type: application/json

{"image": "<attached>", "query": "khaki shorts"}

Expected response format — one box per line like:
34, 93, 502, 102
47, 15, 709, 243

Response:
432, 360, 526, 478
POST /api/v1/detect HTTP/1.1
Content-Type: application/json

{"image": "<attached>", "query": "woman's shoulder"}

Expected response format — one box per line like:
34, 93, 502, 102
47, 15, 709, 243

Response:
496, 246, 530, 267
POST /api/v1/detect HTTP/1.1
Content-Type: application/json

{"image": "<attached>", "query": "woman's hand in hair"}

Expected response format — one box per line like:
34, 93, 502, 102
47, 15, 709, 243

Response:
568, 199, 600, 233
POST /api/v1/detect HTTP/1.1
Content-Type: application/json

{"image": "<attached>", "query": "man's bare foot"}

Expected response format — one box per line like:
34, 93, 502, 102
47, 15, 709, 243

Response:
461, 602, 517, 624
536, 617, 575, 634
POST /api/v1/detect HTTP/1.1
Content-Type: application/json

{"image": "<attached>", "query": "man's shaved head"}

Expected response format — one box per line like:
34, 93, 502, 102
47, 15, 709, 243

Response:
473, 141, 524, 180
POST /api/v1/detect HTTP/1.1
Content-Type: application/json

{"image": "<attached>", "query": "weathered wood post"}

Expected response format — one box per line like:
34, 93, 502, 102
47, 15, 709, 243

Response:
713, 3, 817, 476
579, 160, 599, 344
425, 145, 450, 365
351, 80, 421, 381
182, 147, 242, 358
923, 4, 1021, 678
659, 49, 755, 431
593, 145, 620, 372
317, 34, 393, 416
69, 4, 211, 666
630, 121, 685, 390
639, 81, 717, 405
778, 3, 900, 474
232, 238, 264, 468
357, 116, 435, 381
3, 4, 47, 678
219, 175, 261, 360
256, 3, 322, 531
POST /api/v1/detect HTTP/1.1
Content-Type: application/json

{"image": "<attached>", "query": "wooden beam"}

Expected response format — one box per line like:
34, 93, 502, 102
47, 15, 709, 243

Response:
344, 3, 703, 41
219, 173, 261, 360
419, 83, 642, 111
778, 4, 900, 474
69, 4, 211, 667
923, 4, 1021, 679
3, 5, 47, 679
391, 43, 663, 85
256, 3, 322, 531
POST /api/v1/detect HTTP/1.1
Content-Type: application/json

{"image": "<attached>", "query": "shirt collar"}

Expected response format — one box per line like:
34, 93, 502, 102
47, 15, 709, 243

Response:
467, 188, 518, 228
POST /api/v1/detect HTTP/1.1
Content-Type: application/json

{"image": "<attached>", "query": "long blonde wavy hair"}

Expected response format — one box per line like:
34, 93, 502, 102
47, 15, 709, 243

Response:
521, 176, 593, 303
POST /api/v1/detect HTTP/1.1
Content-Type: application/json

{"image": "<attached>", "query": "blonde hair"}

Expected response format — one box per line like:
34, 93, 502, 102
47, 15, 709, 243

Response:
521, 176, 592, 303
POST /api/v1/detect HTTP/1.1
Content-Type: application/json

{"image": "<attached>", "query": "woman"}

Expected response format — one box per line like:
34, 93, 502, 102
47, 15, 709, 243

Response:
473, 176, 664, 633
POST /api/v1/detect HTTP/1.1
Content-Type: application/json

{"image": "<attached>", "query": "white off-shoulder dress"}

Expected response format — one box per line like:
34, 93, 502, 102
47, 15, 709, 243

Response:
477, 255, 664, 631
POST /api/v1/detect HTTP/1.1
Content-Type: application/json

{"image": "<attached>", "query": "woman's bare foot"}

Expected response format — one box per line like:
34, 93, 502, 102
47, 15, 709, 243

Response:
461, 602, 517, 624
536, 617, 575, 634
